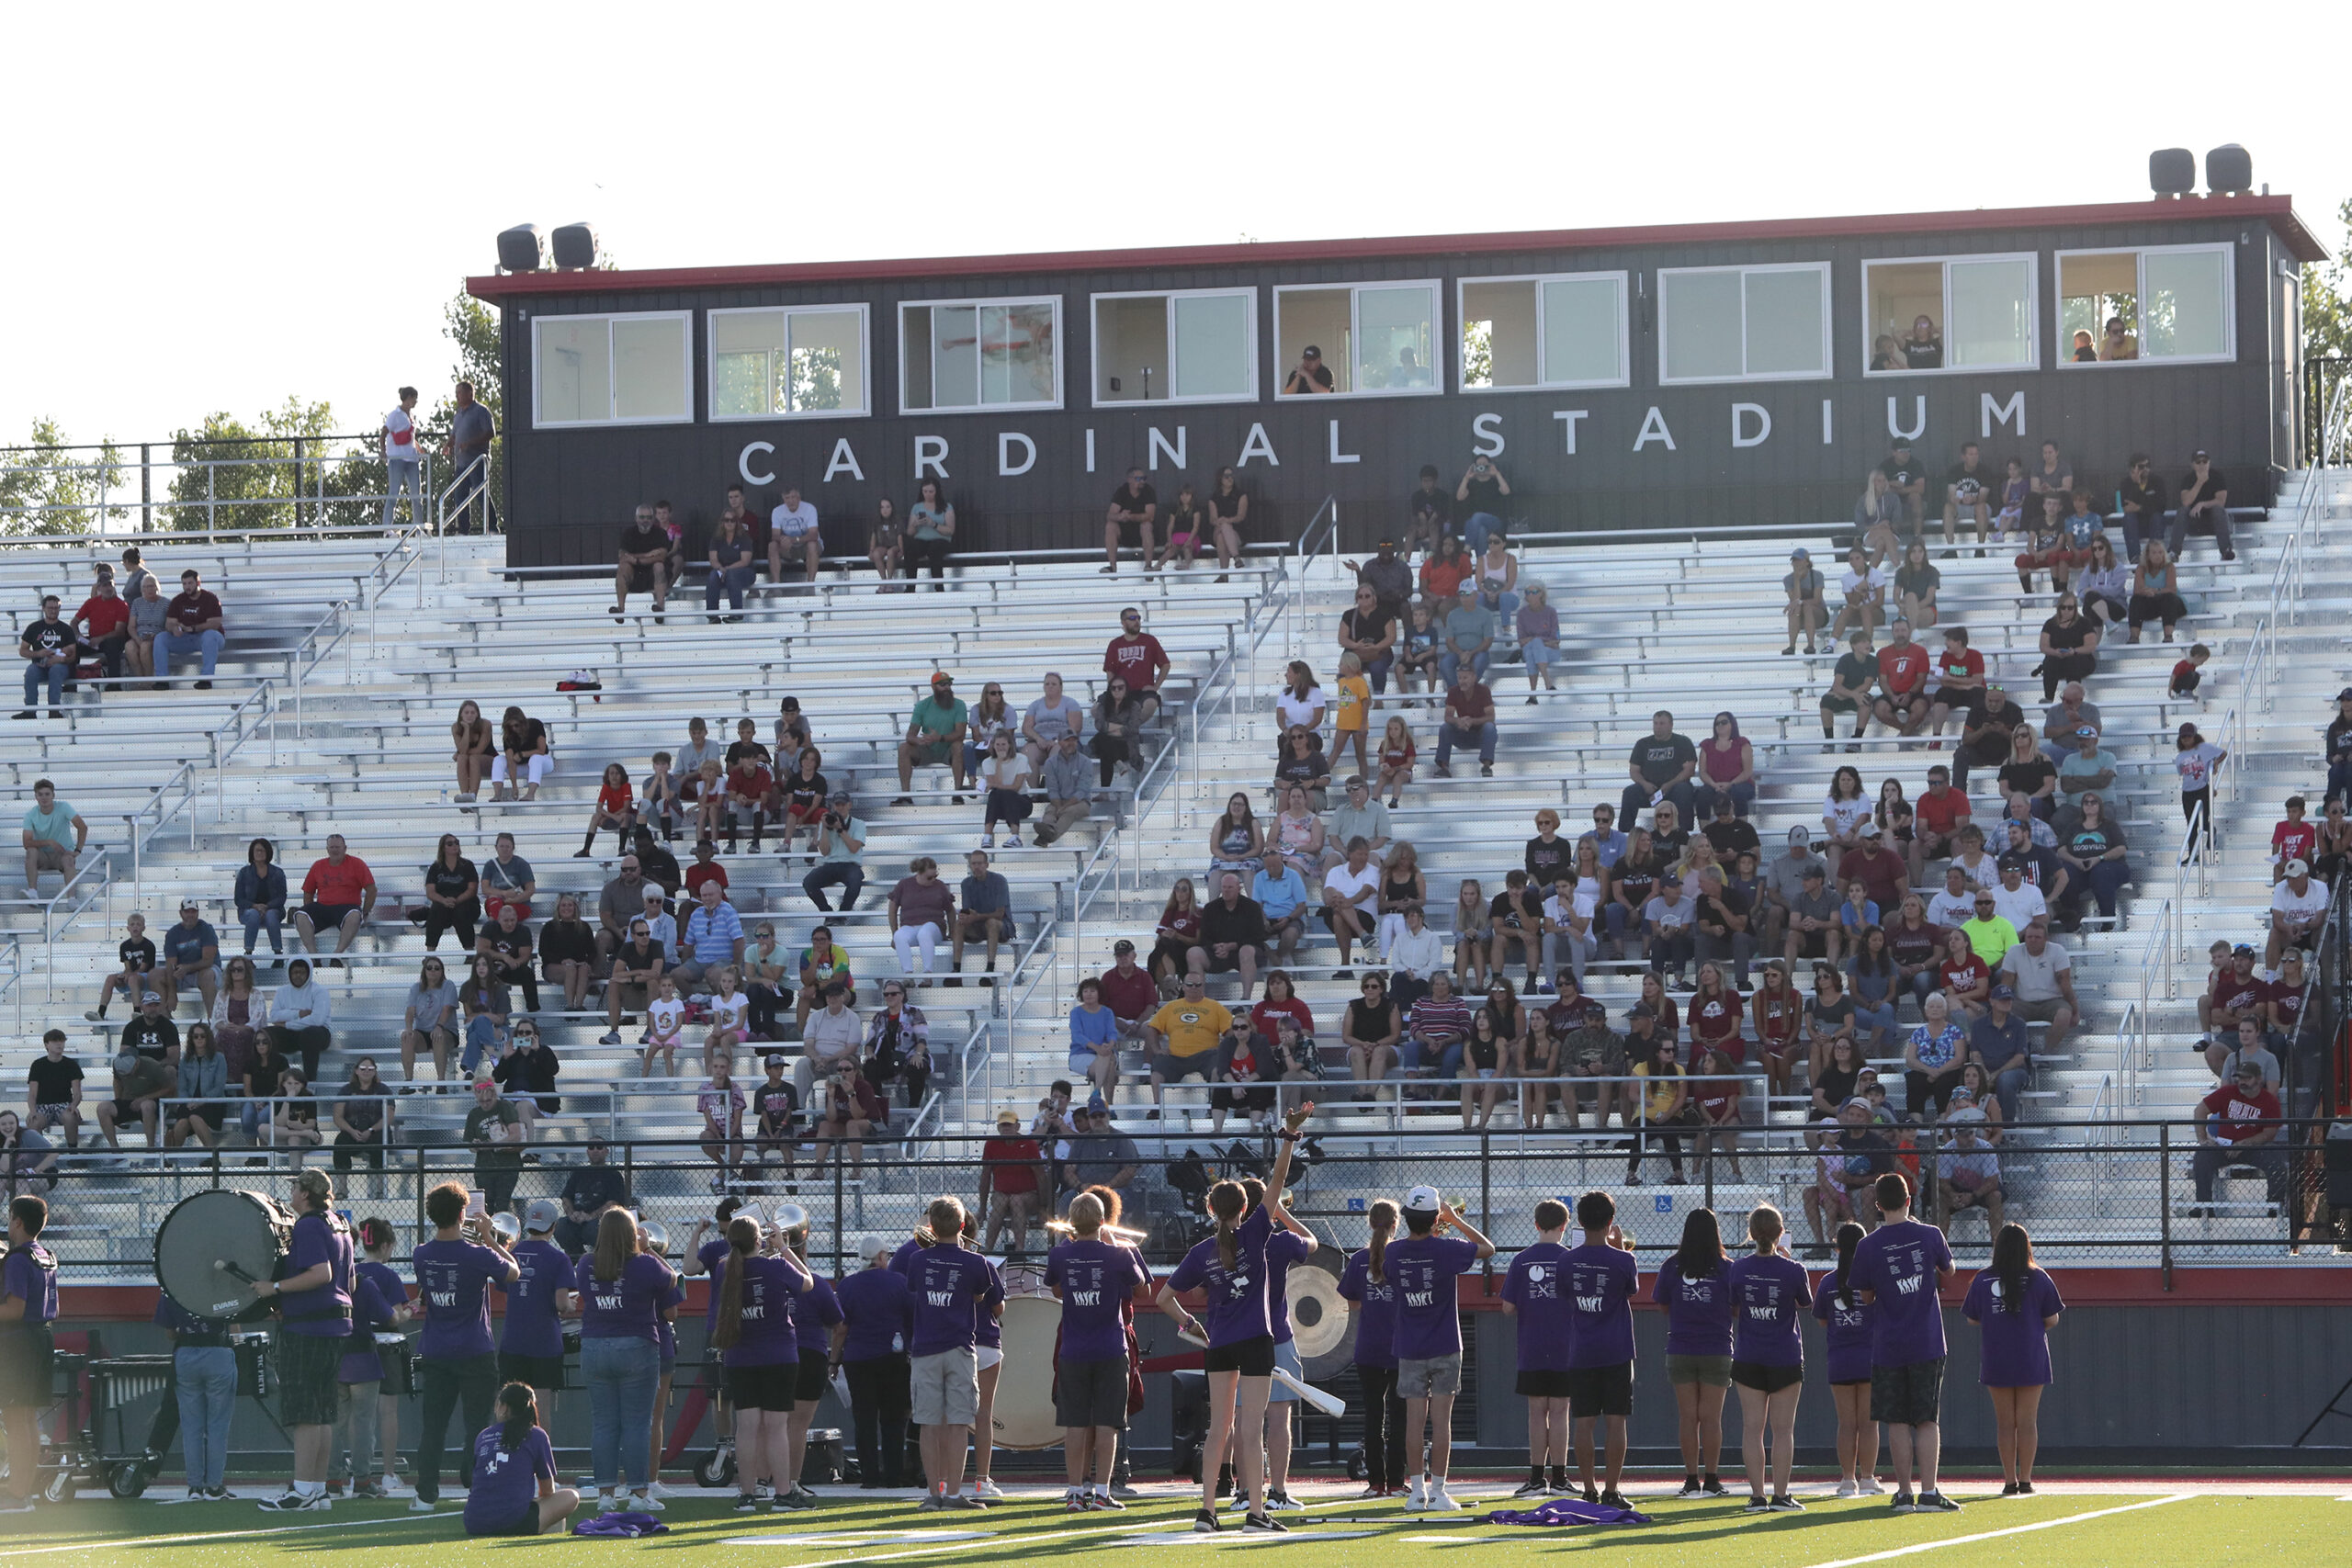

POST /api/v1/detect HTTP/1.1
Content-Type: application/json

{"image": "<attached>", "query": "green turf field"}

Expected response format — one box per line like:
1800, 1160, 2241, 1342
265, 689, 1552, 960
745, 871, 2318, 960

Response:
0, 1487, 2342, 1567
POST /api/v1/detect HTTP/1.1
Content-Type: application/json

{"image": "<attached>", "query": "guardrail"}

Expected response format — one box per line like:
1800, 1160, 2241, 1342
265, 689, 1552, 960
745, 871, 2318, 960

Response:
0, 435, 435, 539
0, 932, 19, 1033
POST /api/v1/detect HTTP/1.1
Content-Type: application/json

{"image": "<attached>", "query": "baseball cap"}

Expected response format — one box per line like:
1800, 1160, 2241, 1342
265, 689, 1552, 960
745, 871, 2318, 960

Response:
1946, 1106, 1988, 1125
2192, 448, 2210, 460
179, 897, 198, 910
1787, 826, 1811, 844
473, 1079, 495, 1091
140, 990, 163, 1004
1857, 824, 1881, 840
1801, 865, 1825, 880
827, 788, 851, 804
1374, 536, 1396, 549
1791, 547, 1811, 561
1113, 938, 1136, 954
995, 1107, 1020, 1128
1996, 852, 2028, 872
2337, 688, 2352, 702
764, 1052, 786, 1068
1403, 1185, 1442, 1213
2287, 858, 2310, 876
1628, 1001, 1657, 1021
1989, 983, 2016, 1000
930, 671, 954, 687
1660, 873, 1683, 886
1584, 998, 1607, 1018
2075, 724, 2097, 738
1839, 1097, 1873, 1115
525, 1198, 560, 1233
1086, 1092, 1108, 1112
1891, 436, 1913, 449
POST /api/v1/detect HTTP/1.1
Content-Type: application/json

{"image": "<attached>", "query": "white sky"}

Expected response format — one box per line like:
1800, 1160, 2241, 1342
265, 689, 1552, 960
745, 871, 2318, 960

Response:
4, 0, 2344, 446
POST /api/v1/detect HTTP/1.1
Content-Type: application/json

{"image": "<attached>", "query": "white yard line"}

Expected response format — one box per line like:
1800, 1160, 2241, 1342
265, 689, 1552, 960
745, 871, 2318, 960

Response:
0, 1508, 449, 1558
1797, 1494, 2193, 1568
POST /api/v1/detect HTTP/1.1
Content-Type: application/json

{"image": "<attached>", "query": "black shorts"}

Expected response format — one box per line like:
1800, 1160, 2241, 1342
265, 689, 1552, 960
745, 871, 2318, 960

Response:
500, 1351, 566, 1391
796, 1349, 830, 1401
277, 1327, 345, 1427
727, 1361, 797, 1413
1516, 1369, 1576, 1398
306, 902, 362, 931
1881, 691, 1928, 718
1731, 1360, 1804, 1393
0, 1325, 54, 1407
702, 1346, 730, 1391
468, 1501, 544, 1538
1870, 1357, 1945, 1426
1930, 687, 1984, 716
1203, 1335, 1276, 1377
621, 563, 662, 594
1055, 1355, 1133, 1429
1565, 1362, 1634, 1418
1819, 696, 1860, 715
1204, 947, 1260, 976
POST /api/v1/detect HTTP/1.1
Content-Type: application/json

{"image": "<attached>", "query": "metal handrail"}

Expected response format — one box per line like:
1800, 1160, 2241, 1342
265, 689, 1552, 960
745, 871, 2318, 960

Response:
0, 933, 18, 1034
1, 436, 432, 539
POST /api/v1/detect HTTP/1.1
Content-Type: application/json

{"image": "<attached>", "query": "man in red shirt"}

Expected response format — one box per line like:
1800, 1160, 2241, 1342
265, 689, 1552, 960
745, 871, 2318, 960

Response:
155, 568, 226, 688
2271, 795, 2317, 883
723, 756, 775, 852
74, 571, 132, 684
1841, 825, 1910, 911
1434, 663, 1498, 778
1103, 609, 1170, 727
978, 1107, 1046, 1257
296, 833, 375, 964
1871, 618, 1931, 739
2199, 945, 2268, 1075
1097, 940, 1159, 1043
2190, 1061, 2285, 1209
1925, 626, 1985, 742
1910, 763, 1973, 885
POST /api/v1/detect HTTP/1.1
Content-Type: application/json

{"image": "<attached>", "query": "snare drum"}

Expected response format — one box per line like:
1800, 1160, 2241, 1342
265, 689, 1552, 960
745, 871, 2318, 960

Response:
989, 1296, 1062, 1450
375, 1333, 414, 1395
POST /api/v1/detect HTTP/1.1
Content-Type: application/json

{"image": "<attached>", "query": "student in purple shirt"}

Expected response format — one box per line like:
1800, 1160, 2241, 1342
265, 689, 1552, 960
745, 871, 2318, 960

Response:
497, 1201, 576, 1431
710, 1214, 816, 1515
1337, 1200, 1405, 1499
1725, 1205, 1812, 1512
1047, 1191, 1153, 1511
1962, 1223, 2064, 1496
252, 1168, 355, 1512
1651, 1207, 1733, 1499
411, 1181, 521, 1510
782, 1223, 841, 1510
1561, 1190, 1640, 1509
337, 1218, 413, 1501
1157, 1113, 1311, 1535
0, 1196, 58, 1514
462, 1383, 579, 1536
835, 1241, 914, 1490
1813, 1221, 1883, 1497
1500, 1198, 1577, 1499
1850, 1171, 1958, 1514
1382, 1184, 1495, 1515
648, 1230, 684, 1510
901, 1196, 1005, 1510
1215, 1179, 1314, 1514
684, 1197, 746, 1469
573, 1209, 678, 1515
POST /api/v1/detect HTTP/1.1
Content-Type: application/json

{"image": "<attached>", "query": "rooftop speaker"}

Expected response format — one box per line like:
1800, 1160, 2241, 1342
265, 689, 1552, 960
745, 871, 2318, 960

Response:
2149, 149, 2195, 197
2205, 144, 2253, 196
496, 223, 544, 272
550, 222, 598, 270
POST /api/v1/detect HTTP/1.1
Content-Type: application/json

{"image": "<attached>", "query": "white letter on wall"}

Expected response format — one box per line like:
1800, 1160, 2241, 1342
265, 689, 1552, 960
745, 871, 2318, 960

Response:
997, 432, 1035, 478
1553, 410, 1589, 455
1472, 412, 1505, 457
1886, 395, 1927, 442
913, 436, 949, 479
740, 441, 776, 487
1148, 426, 1187, 471
1981, 390, 2026, 438
1822, 399, 1834, 446
820, 439, 863, 483
1632, 407, 1677, 452
1085, 429, 1096, 474
1731, 403, 1772, 449
1328, 420, 1361, 465
1237, 423, 1279, 468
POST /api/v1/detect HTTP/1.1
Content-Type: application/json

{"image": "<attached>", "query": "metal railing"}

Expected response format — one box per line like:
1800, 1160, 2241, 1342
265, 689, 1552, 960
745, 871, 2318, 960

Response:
0, 435, 435, 539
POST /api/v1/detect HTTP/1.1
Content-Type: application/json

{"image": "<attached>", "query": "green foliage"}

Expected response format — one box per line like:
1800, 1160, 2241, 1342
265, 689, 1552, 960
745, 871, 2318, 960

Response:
2302, 197, 2352, 364
0, 419, 128, 536
414, 289, 507, 518
164, 398, 367, 532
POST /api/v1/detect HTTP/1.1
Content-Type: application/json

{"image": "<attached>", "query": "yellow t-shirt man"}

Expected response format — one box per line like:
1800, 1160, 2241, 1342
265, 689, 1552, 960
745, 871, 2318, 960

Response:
1147, 997, 1233, 1059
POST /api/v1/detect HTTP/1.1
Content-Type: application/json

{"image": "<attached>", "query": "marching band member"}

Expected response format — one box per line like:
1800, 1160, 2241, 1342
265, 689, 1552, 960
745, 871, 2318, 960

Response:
410, 1181, 520, 1513
962, 1210, 1006, 1503
573, 1208, 675, 1515
833, 1242, 913, 1490
1561, 1191, 1640, 1507
0, 1197, 59, 1514
1218, 1178, 1314, 1512
1499, 1198, 1576, 1498
684, 1199, 745, 1490
1337, 1200, 1405, 1499
1046, 1191, 1150, 1511
462, 1382, 579, 1537
498, 1201, 575, 1433
647, 1217, 684, 1502
333, 1217, 413, 1500
901, 1197, 1003, 1511
1725, 1204, 1811, 1512
1385, 1185, 1495, 1513
254, 1169, 354, 1512
711, 1214, 815, 1513
781, 1216, 842, 1510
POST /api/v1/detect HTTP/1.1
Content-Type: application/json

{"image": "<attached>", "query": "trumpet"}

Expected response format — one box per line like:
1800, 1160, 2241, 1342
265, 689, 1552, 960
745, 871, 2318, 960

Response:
770, 1203, 811, 1249
1045, 1220, 1149, 1243
489, 1212, 523, 1247
639, 1219, 671, 1257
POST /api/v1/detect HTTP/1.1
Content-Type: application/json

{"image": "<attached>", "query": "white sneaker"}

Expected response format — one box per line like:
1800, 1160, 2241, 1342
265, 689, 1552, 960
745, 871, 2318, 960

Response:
1858, 1475, 1886, 1495
981, 830, 996, 849
1426, 1480, 1461, 1512
646, 1480, 673, 1498
596, 1490, 621, 1514
1003, 830, 1021, 847
974, 1476, 1005, 1502
1405, 1475, 1428, 1511
408, 1497, 435, 1512
1836, 1479, 1860, 1498
632, 1490, 665, 1512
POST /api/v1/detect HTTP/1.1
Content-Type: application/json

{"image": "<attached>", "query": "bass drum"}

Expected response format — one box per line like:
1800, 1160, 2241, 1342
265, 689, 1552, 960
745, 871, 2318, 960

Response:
153, 1190, 295, 1324
1288, 1253, 1351, 1381
988, 1296, 1062, 1450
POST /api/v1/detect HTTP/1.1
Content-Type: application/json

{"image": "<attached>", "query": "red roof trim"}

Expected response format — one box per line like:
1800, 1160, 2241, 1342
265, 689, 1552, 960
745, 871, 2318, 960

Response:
468, 196, 2327, 301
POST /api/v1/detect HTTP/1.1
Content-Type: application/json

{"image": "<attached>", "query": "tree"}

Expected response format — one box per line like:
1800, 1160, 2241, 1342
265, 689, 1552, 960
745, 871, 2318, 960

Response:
0, 420, 128, 536
414, 288, 506, 524
164, 398, 366, 533
2302, 197, 2352, 363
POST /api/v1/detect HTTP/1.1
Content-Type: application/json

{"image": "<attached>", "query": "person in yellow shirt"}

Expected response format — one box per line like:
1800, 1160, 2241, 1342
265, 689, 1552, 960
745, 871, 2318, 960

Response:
1143, 972, 1238, 1118
1958, 892, 2018, 970
1331, 651, 1372, 777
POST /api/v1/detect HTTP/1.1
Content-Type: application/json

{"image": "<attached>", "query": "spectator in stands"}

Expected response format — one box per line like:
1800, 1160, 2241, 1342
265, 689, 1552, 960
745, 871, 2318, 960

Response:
1620, 710, 1696, 826
124, 571, 167, 685
771, 745, 827, 858
961, 682, 1012, 785
707, 508, 757, 620
804, 792, 867, 912
1987, 856, 2047, 934
1265, 784, 1323, 882
2033, 595, 2098, 705
1251, 846, 1310, 970
1068, 978, 1121, 1104
1200, 871, 1269, 999
1456, 455, 1512, 557
796, 978, 863, 1103
1905, 766, 1968, 886
905, 477, 956, 587
1143, 972, 1236, 1115
1854, 469, 1904, 554
2199, 943, 2266, 1069
1322, 837, 1382, 977
888, 857, 956, 983
1922, 631, 1982, 747
720, 749, 775, 854
401, 954, 459, 1081
9, 593, 79, 724
1903, 991, 1969, 1119
1842, 824, 1910, 915
1782, 547, 1826, 656
1437, 582, 1496, 688
1451, 876, 1493, 986
1939, 442, 1994, 556
1757, 828, 1825, 957
1935, 1109, 2003, 1229
671, 878, 745, 996
1159, 481, 1204, 572
491, 705, 552, 803
2050, 727, 2116, 820
592, 854, 650, 969
891, 672, 969, 807
1691, 863, 1753, 987
1204, 465, 1250, 581
1830, 545, 1890, 643
737, 920, 790, 1043
1273, 732, 1330, 816
2111, 453, 2163, 556
2051, 794, 2129, 929
18, 779, 85, 902
1432, 662, 1498, 781
1997, 919, 2075, 1058
1889, 543, 1940, 635
2013, 493, 2074, 595
1102, 468, 1159, 575
1098, 939, 1158, 1045
1939, 921, 1993, 1022
1969, 982, 2031, 1122
159, 898, 221, 1016
421, 834, 481, 953
2075, 534, 2131, 630
1871, 620, 1932, 741
267, 955, 332, 1080
1019, 671, 1086, 772
865, 497, 905, 590
1085, 674, 1146, 791
795, 925, 854, 1032
2191, 1061, 2284, 1212
1820, 628, 1877, 746
1340, 974, 1403, 1100
1020, 730, 1091, 851
2173, 722, 2226, 852
208, 954, 267, 1080
2126, 538, 2186, 644
1645, 873, 1702, 986
596, 919, 664, 1045
767, 485, 821, 584
1350, 536, 1414, 625
610, 503, 671, 621
554, 1138, 628, 1255
492, 1019, 560, 1137
2172, 451, 2233, 560
2028, 442, 2074, 512
2267, 857, 2329, 972
455, 950, 511, 1076
476, 831, 536, 926
1336, 583, 1398, 699
26, 1031, 84, 1152
72, 570, 130, 686
1690, 712, 1756, 821
1331, 650, 1373, 775
2219, 1017, 2280, 1093
446, 699, 494, 804
154, 569, 225, 688
954, 849, 1012, 983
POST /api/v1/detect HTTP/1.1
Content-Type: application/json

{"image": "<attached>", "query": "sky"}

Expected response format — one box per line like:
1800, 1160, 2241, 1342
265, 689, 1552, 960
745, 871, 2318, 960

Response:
3, 0, 2345, 448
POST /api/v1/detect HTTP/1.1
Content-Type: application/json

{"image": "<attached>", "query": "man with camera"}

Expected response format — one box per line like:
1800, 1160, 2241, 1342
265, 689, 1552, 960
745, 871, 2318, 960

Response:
802, 791, 867, 912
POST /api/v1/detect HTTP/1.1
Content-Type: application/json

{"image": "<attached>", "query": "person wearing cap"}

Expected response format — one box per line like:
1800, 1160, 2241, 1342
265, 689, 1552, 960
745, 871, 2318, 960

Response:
1338, 581, 1399, 700
894, 672, 970, 806
1815, 626, 1879, 747
1143, 973, 1238, 1117
1781, 863, 1839, 969
1103, 607, 1170, 727
1349, 536, 1415, 626
1782, 547, 1826, 656
2171, 450, 2233, 560
2267, 854, 2329, 971
497, 1199, 576, 1430
1967, 985, 2032, 1122
1385, 1185, 1496, 1512
2191, 1061, 2285, 1211
1878, 435, 1928, 529
796, 794, 865, 916
2051, 725, 2116, 818
1949, 684, 2023, 795
1830, 544, 1890, 646
1870, 618, 1931, 740
157, 897, 221, 1018
1640, 872, 1700, 985
2199, 943, 2266, 1063
1986, 856, 2047, 934
1933, 1110, 2003, 1233
1060, 1100, 1139, 1200
556, 1139, 631, 1258
978, 1108, 1046, 1257
1841, 824, 1909, 914
1758, 829, 1826, 957
463, 1079, 526, 1220
1939, 440, 1994, 556
1432, 661, 1498, 780
2324, 690, 2352, 809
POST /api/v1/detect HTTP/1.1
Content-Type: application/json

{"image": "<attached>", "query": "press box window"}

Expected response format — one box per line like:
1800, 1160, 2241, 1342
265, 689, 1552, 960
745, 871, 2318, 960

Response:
1861, 255, 2035, 373
1273, 281, 1442, 396
900, 298, 1061, 412
2057, 245, 2233, 364
710, 307, 869, 420
1458, 273, 1629, 389
532, 312, 692, 426
1091, 290, 1256, 404
1657, 263, 1831, 384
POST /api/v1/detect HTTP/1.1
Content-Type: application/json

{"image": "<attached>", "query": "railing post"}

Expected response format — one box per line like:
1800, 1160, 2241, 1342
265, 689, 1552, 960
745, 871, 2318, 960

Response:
2158, 1122, 2173, 1285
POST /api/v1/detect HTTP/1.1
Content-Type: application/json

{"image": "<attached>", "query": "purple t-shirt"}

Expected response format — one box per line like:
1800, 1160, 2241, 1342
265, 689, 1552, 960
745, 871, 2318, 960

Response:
698, 1237, 732, 1334
340, 1261, 405, 1383
575, 1251, 673, 1343
280, 1212, 353, 1337
1265, 1231, 1311, 1348
1650, 1257, 1734, 1358
413, 1238, 508, 1360
1498, 1241, 1577, 1372
888, 1236, 1001, 1348
835, 1267, 911, 1361
1336, 1247, 1398, 1370
1850, 1218, 1953, 1368
1724, 1253, 1812, 1368
498, 1238, 572, 1359
795, 1273, 842, 1355
721, 1254, 804, 1368
1048, 1237, 1151, 1363
462, 1423, 553, 1533
1962, 1268, 2064, 1387
1561, 1242, 1640, 1369
1383, 1234, 1481, 1361
1, 1245, 58, 1325
1812, 1270, 1875, 1383
904, 1244, 1004, 1357
1167, 1207, 1276, 1349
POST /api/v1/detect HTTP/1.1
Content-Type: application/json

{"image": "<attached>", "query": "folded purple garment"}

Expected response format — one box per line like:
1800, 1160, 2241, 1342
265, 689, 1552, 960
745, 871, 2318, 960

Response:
1484, 1496, 1652, 1527
573, 1510, 671, 1537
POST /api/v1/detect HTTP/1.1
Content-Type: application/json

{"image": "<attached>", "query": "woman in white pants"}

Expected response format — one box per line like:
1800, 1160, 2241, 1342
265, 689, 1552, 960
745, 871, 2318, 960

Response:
491, 706, 554, 801
888, 858, 956, 979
